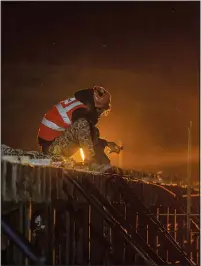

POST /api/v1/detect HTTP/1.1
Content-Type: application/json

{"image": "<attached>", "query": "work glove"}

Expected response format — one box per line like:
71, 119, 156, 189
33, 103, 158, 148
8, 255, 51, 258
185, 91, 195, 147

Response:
107, 142, 123, 154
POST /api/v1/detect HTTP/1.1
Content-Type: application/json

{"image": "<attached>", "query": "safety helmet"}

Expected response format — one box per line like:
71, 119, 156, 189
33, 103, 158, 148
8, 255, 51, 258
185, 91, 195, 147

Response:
93, 86, 111, 113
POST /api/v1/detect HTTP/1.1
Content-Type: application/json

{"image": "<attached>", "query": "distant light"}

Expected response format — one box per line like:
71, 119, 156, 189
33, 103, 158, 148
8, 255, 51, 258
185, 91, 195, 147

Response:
157, 170, 163, 175
80, 148, 85, 162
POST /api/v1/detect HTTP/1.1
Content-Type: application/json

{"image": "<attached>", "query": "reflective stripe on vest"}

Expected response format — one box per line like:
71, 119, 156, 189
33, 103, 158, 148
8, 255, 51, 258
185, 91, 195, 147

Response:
41, 98, 85, 132
41, 117, 65, 131
55, 99, 83, 125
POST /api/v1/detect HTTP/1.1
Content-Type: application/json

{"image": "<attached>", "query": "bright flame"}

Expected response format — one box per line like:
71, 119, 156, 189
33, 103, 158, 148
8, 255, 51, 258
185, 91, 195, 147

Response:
80, 148, 85, 162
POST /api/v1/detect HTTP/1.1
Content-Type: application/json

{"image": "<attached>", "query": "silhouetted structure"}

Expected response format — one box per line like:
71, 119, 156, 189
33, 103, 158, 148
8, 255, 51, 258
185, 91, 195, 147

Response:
1, 161, 200, 265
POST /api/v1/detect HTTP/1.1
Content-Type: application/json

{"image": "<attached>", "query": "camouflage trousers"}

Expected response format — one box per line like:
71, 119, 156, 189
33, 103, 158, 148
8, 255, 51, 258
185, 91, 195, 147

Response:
47, 118, 110, 164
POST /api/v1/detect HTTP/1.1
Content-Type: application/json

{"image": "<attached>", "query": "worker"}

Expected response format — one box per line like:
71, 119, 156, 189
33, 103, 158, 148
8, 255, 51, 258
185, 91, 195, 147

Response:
37, 86, 122, 171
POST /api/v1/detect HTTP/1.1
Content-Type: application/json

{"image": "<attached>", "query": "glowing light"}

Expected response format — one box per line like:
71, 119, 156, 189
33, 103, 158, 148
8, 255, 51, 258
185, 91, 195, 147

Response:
182, 194, 201, 198
80, 148, 85, 162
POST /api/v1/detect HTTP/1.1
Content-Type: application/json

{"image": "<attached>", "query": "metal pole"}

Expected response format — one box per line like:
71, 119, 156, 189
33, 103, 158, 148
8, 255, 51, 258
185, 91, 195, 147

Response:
174, 209, 177, 242
1, 219, 45, 265
118, 140, 123, 168
156, 208, 159, 255
187, 121, 192, 244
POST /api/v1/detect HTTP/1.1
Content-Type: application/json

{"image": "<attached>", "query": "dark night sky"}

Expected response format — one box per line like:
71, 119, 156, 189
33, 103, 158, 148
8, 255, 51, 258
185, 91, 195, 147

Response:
1, 1, 200, 180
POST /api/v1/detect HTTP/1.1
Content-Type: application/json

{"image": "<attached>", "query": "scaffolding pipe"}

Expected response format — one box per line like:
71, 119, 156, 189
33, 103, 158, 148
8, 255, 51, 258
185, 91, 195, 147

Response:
187, 121, 192, 244
1, 219, 46, 265
118, 140, 123, 168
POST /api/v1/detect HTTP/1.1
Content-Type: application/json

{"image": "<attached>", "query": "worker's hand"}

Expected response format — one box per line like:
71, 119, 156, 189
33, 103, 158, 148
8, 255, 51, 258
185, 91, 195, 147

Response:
107, 142, 122, 154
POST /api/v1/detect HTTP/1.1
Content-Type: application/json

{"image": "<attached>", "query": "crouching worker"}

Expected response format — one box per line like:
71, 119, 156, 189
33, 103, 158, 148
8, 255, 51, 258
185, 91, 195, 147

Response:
37, 86, 122, 172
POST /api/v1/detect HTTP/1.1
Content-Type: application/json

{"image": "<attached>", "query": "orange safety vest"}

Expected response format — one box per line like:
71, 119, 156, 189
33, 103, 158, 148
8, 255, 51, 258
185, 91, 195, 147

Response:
38, 97, 87, 141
